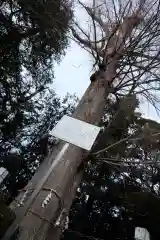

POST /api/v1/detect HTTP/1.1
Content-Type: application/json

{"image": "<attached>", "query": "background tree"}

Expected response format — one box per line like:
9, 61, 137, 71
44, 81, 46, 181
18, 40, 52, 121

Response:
0, 0, 73, 150
0, 1, 77, 236
62, 95, 160, 240
0, 91, 77, 200
0, 0, 76, 199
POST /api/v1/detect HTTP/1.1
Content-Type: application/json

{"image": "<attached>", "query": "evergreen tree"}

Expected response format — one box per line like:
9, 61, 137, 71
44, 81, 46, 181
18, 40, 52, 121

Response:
0, 0, 75, 198
62, 96, 160, 240
0, 0, 73, 150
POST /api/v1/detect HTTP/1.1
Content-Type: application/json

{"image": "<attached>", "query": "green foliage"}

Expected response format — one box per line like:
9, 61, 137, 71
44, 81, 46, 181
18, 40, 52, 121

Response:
0, 1, 76, 237
0, 0, 76, 200
0, 0, 73, 142
0, 191, 15, 238
0, 92, 77, 198
62, 96, 160, 240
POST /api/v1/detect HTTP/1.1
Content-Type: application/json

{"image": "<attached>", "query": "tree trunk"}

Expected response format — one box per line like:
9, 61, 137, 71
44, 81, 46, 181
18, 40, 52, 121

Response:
4, 66, 115, 240
18, 67, 115, 239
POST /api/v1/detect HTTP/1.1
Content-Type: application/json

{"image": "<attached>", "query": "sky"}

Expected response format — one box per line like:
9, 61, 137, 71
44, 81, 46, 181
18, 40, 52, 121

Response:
53, 40, 91, 99
53, 39, 160, 122
53, 0, 160, 123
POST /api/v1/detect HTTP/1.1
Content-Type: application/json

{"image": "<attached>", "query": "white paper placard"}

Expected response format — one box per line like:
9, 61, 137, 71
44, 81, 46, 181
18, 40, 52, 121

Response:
51, 115, 100, 151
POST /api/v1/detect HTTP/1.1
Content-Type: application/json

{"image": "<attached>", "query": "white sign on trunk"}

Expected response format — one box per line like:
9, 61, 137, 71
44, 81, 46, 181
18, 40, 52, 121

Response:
135, 227, 150, 240
51, 115, 100, 151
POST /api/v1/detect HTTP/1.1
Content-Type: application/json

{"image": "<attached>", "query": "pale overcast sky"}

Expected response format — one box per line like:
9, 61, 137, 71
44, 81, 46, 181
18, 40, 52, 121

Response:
53, 1, 160, 123
53, 41, 160, 122
53, 40, 91, 99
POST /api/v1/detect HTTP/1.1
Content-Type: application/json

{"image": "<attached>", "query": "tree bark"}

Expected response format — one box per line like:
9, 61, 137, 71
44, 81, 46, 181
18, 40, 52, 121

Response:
17, 69, 113, 240
4, 69, 114, 240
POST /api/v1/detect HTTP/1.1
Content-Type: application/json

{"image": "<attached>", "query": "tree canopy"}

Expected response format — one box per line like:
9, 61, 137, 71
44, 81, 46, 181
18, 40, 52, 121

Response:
0, 0, 75, 198
71, 0, 160, 109
0, 1, 77, 234
62, 95, 160, 240
0, 0, 73, 143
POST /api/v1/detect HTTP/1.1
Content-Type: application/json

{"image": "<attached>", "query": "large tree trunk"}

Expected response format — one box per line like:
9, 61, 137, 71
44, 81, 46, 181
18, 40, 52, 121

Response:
17, 67, 115, 240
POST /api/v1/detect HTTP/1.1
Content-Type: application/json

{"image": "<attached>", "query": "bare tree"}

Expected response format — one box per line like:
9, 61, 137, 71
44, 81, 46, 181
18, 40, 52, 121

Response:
71, 0, 160, 199
5, 1, 160, 239
71, 0, 160, 111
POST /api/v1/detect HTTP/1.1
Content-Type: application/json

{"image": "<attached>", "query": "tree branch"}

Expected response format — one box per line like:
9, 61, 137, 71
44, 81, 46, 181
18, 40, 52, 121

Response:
93, 132, 160, 156
78, 0, 108, 34
71, 27, 93, 49
128, 51, 160, 62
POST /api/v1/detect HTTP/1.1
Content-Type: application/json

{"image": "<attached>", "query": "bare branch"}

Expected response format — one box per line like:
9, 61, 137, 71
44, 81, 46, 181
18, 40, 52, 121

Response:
128, 51, 160, 62
71, 0, 160, 107
78, 0, 109, 34
93, 132, 160, 156
71, 27, 91, 49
